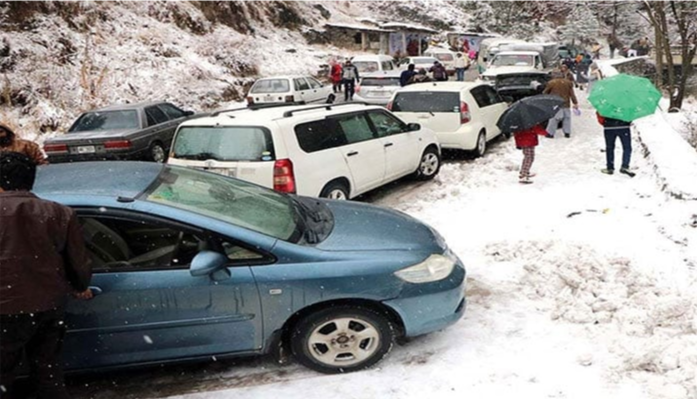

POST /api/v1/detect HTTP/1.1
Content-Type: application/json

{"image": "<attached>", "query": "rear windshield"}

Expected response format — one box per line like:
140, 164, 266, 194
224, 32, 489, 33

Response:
411, 57, 437, 64
360, 77, 401, 86
172, 126, 274, 162
391, 92, 460, 113
250, 79, 290, 94
432, 53, 454, 61
69, 110, 139, 132
353, 61, 379, 73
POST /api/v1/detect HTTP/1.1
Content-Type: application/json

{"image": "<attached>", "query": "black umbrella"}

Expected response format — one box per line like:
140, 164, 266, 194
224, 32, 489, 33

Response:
496, 94, 565, 133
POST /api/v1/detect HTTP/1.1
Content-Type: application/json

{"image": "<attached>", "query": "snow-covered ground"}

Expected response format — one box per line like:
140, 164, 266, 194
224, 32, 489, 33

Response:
67, 74, 697, 399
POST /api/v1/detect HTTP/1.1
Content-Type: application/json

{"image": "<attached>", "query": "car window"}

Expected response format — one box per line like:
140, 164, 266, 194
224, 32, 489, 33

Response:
294, 78, 310, 91
222, 241, 266, 263
173, 126, 275, 161
158, 103, 186, 120
69, 110, 140, 132
361, 77, 401, 87
352, 61, 379, 73
144, 166, 298, 241
483, 86, 504, 105
145, 106, 168, 127
307, 77, 322, 89
470, 86, 492, 108
381, 61, 394, 71
295, 119, 347, 153
251, 79, 290, 94
79, 216, 207, 272
391, 92, 460, 113
334, 113, 375, 144
367, 111, 406, 137
433, 53, 454, 62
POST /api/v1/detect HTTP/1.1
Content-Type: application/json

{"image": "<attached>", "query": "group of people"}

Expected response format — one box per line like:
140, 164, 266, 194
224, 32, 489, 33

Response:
512, 66, 634, 184
329, 59, 361, 101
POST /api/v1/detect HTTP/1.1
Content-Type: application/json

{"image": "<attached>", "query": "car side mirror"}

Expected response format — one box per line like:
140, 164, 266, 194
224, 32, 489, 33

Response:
406, 123, 421, 132
190, 251, 228, 277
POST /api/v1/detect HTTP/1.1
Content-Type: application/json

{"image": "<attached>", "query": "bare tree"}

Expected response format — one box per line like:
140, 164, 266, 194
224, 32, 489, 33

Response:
641, 1, 697, 110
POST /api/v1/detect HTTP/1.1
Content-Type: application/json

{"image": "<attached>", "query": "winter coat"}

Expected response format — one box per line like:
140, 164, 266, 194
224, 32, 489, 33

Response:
513, 124, 547, 148
543, 78, 578, 108
430, 63, 448, 80
342, 64, 360, 82
0, 191, 92, 314
330, 64, 343, 84
400, 70, 417, 87
0, 123, 47, 165
596, 112, 631, 129
453, 55, 470, 69
408, 73, 432, 84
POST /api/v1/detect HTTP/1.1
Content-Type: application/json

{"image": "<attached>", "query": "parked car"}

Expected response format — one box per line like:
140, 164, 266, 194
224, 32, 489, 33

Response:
354, 72, 402, 105
43, 102, 197, 164
350, 54, 398, 74
423, 48, 457, 75
33, 161, 467, 374
388, 82, 508, 157
399, 56, 440, 73
494, 72, 551, 102
168, 102, 441, 200
246, 76, 334, 105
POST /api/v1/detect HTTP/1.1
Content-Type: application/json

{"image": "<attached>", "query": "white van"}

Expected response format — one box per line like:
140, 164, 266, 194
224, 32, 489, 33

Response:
246, 75, 334, 105
423, 48, 457, 75
168, 103, 441, 200
387, 82, 508, 157
351, 55, 398, 74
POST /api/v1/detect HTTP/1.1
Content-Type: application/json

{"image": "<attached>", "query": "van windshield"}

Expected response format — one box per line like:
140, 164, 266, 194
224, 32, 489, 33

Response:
353, 61, 379, 73
391, 92, 460, 113
491, 54, 534, 67
173, 126, 275, 162
251, 79, 290, 93
432, 53, 454, 62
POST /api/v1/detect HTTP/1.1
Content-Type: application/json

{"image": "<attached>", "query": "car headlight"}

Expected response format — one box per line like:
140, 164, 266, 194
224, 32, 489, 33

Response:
394, 254, 455, 284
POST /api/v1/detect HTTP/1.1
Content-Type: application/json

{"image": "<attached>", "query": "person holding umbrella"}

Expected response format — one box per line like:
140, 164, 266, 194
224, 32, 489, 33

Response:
588, 73, 662, 177
497, 94, 565, 184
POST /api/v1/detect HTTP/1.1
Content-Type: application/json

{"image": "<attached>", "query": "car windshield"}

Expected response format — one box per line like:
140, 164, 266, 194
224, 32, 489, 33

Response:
69, 110, 140, 132
143, 166, 299, 241
391, 92, 460, 113
360, 77, 401, 86
172, 126, 274, 162
432, 53, 454, 61
411, 57, 438, 65
491, 54, 534, 67
352, 61, 379, 73
250, 79, 291, 94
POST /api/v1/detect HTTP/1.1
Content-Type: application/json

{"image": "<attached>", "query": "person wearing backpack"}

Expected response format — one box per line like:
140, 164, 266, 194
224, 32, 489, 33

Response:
429, 61, 448, 82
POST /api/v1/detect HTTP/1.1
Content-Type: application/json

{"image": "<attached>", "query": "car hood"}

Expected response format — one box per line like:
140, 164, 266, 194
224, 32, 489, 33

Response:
316, 200, 443, 253
47, 129, 136, 142
482, 66, 538, 77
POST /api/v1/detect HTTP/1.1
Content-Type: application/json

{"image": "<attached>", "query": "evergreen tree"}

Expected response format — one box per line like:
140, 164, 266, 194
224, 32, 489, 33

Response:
561, 4, 600, 45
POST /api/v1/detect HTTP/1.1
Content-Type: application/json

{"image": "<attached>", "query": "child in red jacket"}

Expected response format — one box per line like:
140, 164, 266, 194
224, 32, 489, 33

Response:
513, 124, 547, 184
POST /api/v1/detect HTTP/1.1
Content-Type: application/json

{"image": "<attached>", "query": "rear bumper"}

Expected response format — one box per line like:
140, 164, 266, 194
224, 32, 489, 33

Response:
353, 94, 391, 105
436, 125, 479, 150
383, 262, 466, 337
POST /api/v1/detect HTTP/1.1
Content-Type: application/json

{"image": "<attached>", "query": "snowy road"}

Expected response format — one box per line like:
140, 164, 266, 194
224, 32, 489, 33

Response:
68, 90, 697, 399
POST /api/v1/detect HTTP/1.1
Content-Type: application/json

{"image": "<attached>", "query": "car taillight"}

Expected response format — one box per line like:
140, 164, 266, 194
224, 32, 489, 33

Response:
386, 101, 393, 111
43, 143, 68, 153
285, 95, 295, 103
104, 140, 131, 150
460, 101, 471, 124
273, 159, 296, 193
246, 96, 254, 105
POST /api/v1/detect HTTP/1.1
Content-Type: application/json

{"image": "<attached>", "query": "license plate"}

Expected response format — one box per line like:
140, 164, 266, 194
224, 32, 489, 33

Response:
264, 96, 274, 102
77, 145, 95, 154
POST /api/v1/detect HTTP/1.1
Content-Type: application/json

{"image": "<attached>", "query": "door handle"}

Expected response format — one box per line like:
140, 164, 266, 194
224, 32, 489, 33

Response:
384, 142, 394, 147
346, 151, 359, 157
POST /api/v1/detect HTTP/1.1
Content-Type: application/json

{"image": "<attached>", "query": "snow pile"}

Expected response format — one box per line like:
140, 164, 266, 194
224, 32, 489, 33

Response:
487, 240, 697, 399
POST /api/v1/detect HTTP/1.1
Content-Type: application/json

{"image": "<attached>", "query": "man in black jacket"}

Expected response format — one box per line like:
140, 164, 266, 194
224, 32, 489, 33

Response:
341, 59, 360, 101
0, 151, 93, 399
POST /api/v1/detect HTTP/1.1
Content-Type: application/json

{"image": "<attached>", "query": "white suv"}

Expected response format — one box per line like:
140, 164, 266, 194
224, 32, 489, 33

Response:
388, 82, 508, 156
246, 75, 334, 105
168, 103, 441, 200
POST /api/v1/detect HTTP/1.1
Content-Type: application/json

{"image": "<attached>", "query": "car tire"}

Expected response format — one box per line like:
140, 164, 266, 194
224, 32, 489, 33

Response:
414, 147, 441, 180
320, 181, 349, 200
474, 130, 486, 158
149, 142, 167, 163
290, 306, 395, 374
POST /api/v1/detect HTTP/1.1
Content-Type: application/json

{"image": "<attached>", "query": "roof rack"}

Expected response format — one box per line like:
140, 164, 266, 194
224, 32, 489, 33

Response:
210, 102, 305, 117
282, 102, 370, 118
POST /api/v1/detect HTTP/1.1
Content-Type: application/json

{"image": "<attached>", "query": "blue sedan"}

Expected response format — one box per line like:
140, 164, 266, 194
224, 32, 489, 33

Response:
34, 162, 466, 374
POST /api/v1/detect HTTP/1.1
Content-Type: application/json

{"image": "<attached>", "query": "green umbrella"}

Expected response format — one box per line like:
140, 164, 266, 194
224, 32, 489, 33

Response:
588, 73, 662, 122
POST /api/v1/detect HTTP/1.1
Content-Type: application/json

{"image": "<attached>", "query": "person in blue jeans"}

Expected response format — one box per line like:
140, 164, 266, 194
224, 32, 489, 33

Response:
596, 112, 635, 177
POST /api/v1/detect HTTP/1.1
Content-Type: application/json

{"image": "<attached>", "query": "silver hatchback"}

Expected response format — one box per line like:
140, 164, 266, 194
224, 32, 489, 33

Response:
354, 72, 403, 105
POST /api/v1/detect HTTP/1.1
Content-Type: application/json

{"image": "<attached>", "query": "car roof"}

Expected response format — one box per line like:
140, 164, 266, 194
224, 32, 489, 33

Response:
395, 81, 482, 92
495, 51, 540, 56
177, 103, 385, 127
95, 101, 165, 112
254, 75, 313, 81
361, 71, 402, 78
34, 162, 163, 199
352, 55, 393, 61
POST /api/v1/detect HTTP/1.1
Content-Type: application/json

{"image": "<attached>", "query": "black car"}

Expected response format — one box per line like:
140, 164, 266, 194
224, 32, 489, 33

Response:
494, 72, 551, 102
44, 102, 198, 163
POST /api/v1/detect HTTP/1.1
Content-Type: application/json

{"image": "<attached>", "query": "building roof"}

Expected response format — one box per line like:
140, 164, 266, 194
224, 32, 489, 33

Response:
379, 22, 439, 34
324, 23, 393, 33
